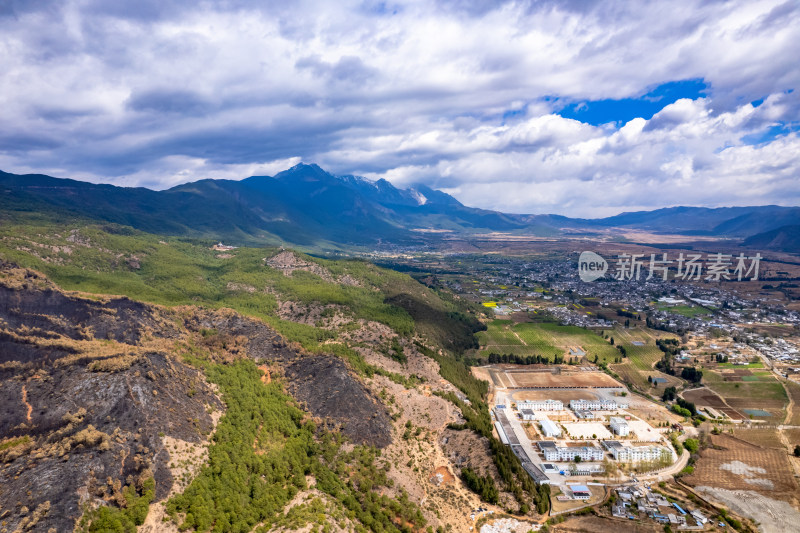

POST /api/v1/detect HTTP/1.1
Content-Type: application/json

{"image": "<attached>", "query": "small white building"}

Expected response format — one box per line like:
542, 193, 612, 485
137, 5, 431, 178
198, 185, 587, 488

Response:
610, 416, 630, 436
520, 409, 537, 421
690, 510, 708, 524
569, 485, 591, 500
518, 399, 563, 411
540, 418, 561, 438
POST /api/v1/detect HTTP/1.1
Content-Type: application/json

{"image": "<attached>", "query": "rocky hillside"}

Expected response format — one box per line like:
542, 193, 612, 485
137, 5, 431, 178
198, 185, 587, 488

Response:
0, 263, 393, 532
0, 221, 549, 532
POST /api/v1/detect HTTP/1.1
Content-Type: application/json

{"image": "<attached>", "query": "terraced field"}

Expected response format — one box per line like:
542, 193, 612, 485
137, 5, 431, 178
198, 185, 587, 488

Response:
702, 369, 788, 419
514, 323, 619, 360
684, 433, 798, 502
608, 328, 682, 392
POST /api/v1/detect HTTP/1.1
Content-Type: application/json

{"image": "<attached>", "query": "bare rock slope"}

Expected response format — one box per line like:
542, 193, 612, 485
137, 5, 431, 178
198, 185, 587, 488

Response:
0, 263, 390, 531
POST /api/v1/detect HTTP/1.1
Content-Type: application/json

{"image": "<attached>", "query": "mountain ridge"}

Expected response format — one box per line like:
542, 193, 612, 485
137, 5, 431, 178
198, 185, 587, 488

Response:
2, 164, 799, 250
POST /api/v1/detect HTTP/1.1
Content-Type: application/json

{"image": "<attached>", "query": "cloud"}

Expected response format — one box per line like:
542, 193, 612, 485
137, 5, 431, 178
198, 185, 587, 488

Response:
0, 0, 797, 215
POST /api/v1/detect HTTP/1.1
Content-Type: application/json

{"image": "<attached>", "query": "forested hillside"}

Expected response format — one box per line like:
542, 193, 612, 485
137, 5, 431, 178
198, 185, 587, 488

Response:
0, 216, 548, 531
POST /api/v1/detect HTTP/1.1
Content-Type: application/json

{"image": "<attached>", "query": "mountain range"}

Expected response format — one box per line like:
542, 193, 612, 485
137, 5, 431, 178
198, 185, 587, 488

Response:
2, 163, 798, 251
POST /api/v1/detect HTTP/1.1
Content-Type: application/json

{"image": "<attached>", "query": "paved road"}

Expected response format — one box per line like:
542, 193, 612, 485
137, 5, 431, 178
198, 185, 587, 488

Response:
640, 448, 690, 482
495, 390, 567, 485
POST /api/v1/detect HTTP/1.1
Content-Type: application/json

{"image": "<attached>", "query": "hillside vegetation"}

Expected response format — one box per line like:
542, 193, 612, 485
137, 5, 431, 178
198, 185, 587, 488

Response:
0, 217, 549, 529
0, 218, 477, 352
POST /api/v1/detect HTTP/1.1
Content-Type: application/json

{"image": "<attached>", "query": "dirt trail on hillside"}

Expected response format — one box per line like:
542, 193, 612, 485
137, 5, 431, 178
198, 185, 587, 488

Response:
21, 384, 32, 423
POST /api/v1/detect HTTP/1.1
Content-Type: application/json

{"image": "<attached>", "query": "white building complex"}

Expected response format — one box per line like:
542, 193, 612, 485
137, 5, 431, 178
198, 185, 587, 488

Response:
569, 399, 620, 411
609, 416, 630, 436
518, 399, 563, 411
538, 442, 605, 462
539, 418, 561, 438
606, 443, 670, 462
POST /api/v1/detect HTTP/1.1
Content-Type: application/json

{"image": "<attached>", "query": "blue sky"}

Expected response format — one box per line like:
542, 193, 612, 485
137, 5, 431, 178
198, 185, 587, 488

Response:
0, 0, 798, 216
556, 79, 708, 126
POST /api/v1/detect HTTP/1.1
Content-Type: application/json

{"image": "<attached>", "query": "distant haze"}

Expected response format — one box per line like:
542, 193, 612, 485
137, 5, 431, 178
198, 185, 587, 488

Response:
1, 0, 798, 216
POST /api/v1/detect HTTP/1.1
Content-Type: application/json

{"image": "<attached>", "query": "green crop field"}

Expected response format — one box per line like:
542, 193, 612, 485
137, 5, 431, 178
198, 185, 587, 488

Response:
476, 320, 619, 361
476, 320, 524, 347
701, 369, 788, 418
608, 327, 682, 392
716, 361, 764, 369
657, 304, 711, 318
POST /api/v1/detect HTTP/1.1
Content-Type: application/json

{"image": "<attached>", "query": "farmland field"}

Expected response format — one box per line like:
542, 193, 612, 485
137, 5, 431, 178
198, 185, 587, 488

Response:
513, 322, 620, 360
682, 387, 744, 420
732, 428, 785, 449
608, 327, 682, 392
487, 367, 622, 389
716, 361, 764, 369
784, 428, 800, 452
476, 320, 620, 360
785, 381, 800, 426
683, 433, 798, 503
476, 319, 523, 346
702, 369, 788, 419
656, 304, 711, 318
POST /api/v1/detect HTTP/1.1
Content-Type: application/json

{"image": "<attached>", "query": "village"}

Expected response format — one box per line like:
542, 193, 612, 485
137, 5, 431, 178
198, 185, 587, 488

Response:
375, 250, 800, 532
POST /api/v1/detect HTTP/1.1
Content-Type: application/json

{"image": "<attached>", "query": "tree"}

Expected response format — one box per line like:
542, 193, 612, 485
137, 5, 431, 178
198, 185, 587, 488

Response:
672, 405, 692, 417
662, 386, 677, 402
684, 438, 700, 454
681, 367, 703, 383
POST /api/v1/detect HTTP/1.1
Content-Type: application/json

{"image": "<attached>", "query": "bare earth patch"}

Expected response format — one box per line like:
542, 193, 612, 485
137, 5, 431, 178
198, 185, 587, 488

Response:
368, 374, 495, 531
140, 407, 222, 532
265, 251, 335, 281
719, 460, 774, 489
694, 487, 800, 533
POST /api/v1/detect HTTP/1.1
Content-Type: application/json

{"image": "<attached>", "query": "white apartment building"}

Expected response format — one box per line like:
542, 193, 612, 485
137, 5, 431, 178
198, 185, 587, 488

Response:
517, 399, 563, 411
610, 445, 669, 462
543, 446, 605, 462
609, 416, 630, 436
569, 399, 619, 411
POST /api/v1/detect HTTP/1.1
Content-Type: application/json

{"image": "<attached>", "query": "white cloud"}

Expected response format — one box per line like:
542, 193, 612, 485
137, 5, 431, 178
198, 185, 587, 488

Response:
0, 0, 797, 216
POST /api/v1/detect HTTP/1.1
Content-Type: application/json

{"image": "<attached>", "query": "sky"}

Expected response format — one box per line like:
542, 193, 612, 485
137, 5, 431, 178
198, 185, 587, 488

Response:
1, 0, 799, 217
